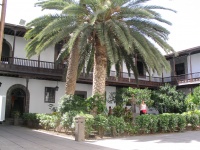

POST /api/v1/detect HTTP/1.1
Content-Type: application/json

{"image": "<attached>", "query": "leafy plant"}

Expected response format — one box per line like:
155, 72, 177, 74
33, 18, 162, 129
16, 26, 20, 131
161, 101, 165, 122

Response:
60, 110, 79, 132
152, 83, 186, 113
94, 114, 108, 138
158, 114, 170, 132
57, 95, 87, 114
185, 86, 200, 111
77, 112, 94, 138
85, 94, 107, 115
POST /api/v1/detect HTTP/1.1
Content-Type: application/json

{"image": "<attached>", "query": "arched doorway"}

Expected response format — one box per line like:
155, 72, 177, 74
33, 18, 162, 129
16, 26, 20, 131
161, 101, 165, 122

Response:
6, 84, 30, 118
1, 39, 12, 61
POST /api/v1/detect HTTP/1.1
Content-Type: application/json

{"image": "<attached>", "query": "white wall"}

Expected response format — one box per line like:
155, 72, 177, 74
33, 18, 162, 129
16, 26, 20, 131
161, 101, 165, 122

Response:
0, 76, 117, 114
188, 53, 200, 74
4, 34, 54, 62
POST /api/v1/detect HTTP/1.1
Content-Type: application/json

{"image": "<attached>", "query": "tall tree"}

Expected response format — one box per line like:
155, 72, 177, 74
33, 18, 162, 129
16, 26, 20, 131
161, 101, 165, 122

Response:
25, 0, 176, 98
24, 0, 82, 95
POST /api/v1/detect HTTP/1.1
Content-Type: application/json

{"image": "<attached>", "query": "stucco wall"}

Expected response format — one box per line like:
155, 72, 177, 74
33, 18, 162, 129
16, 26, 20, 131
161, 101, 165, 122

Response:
0, 76, 117, 114
188, 53, 200, 73
4, 34, 54, 62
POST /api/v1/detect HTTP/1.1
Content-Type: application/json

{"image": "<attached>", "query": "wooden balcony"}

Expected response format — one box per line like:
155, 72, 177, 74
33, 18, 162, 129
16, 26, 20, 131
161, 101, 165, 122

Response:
176, 72, 200, 86
0, 57, 65, 80
0, 57, 173, 88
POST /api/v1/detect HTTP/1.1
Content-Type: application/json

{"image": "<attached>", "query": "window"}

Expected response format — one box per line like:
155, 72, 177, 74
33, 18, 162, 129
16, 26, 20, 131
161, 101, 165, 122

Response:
44, 87, 56, 103
75, 91, 87, 99
137, 61, 145, 76
175, 63, 185, 75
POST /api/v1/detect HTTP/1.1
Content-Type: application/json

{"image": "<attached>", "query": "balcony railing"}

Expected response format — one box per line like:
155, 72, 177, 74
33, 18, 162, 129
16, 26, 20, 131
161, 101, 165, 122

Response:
176, 72, 200, 85
0, 57, 66, 80
1, 57, 199, 87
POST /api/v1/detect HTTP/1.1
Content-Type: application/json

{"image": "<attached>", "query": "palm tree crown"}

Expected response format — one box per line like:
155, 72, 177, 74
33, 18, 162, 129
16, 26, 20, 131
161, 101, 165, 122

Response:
25, 0, 176, 96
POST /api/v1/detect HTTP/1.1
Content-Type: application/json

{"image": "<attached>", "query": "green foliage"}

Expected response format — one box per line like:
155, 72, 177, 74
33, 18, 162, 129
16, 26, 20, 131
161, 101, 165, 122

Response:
36, 114, 52, 130
107, 116, 126, 136
49, 113, 61, 130
185, 94, 196, 111
135, 114, 151, 134
185, 86, 200, 111
85, 94, 107, 115
12, 110, 20, 118
112, 105, 124, 117
60, 111, 79, 131
57, 95, 87, 114
108, 87, 153, 107
25, 0, 175, 97
124, 123, 139, 135
23, 113, 37, 121
77, 113, 94, 137
148, 115, 159, 133
190, 114, 199, 130
167, 113, 179, 132
177, 114, 186, 132
94, 114, 108, 129
152, 83, 186, 113
158, 114, 170, 132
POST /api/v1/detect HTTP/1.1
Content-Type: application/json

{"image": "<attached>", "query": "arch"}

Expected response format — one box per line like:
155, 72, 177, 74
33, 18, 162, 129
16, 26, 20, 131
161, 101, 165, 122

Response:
6, 84, 30, 118
2, 38, 12, 59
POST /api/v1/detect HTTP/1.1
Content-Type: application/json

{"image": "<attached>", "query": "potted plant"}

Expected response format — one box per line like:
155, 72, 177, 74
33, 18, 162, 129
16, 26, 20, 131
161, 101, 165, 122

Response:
12, 110, 20, 126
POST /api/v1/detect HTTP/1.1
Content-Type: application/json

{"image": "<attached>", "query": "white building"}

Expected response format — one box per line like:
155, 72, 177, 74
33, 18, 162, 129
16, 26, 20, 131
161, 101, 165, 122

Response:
0, 23, 199, 118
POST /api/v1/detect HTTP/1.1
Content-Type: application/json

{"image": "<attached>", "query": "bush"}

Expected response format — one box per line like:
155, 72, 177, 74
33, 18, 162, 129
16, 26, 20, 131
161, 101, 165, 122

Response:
108, 116, 126, 136
36, 114, 52, 130
60, 111, 79, 132
135, 115, 151, 134
94, 114, 108, 138
158, 114, 170, 132
57, 95, 86, 114
177, 114, 186, 132
77, 113, 94, 138
148, 115, 159, 133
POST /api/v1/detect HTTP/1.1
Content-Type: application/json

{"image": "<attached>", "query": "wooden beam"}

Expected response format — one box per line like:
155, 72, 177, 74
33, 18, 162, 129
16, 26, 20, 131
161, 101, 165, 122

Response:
0, 0, 7, 61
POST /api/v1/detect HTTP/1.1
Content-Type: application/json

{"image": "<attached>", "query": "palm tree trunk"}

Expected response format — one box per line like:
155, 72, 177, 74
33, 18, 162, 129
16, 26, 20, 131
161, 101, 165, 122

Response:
92, 37, 107, 96
65, 40, 79, 95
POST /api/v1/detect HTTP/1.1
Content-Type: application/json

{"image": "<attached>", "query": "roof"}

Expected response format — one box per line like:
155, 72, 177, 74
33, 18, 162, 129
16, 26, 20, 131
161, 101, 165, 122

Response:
4, 22, 27, 37
165, 46, 200, 59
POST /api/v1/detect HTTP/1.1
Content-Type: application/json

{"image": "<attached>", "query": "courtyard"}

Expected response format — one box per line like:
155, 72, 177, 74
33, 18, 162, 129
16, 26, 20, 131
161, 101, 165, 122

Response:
0, 124, 200, 150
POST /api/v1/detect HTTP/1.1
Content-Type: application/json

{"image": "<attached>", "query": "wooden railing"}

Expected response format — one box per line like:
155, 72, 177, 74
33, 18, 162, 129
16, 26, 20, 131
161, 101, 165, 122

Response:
176, 72, 200, 85
0, 57, 66, 80
2, 57, 199, 87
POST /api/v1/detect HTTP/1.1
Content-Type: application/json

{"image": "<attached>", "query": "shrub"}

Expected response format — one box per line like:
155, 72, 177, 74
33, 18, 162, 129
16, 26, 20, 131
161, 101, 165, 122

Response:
77, 113, 94, 138
190, 114, 199, 130
60, 111, 79, 132
148, 115, 159, 133
168, 113, 179, 132
177, 114, 186, 132
85, 94, 107, 115
94, 114, 108, 138
158, 114, 170, 132
135, 115, 151, 134
57, 95, 86, 114
36, 114, 52, 130
108, 116, 126, 136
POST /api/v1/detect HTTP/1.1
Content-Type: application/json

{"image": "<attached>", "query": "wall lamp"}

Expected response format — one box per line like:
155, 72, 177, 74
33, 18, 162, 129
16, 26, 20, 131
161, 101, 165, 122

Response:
0, 82, 2, 87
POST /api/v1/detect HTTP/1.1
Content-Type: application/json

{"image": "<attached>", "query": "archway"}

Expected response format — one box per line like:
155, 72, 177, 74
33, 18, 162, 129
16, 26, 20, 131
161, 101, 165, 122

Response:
1, 39, 12, 61
6, 84, 30, 118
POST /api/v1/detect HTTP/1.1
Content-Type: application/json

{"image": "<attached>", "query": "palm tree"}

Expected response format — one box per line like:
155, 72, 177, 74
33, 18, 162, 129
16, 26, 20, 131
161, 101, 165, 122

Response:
59, 0, 175, 96
24, 0, 82, 95
25, 0, 176, 98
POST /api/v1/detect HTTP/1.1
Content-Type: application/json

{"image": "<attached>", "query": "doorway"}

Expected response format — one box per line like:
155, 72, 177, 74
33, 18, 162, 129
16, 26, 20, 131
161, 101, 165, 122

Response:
6, 84, 30, 118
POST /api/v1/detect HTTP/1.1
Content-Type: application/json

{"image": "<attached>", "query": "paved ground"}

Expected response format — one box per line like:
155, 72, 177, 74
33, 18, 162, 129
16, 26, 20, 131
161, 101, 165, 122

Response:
1, 124, 200, 150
